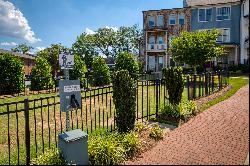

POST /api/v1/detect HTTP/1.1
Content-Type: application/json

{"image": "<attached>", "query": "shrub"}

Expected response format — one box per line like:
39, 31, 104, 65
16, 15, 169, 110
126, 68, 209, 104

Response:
92, 56, 111, 86
238, 64, 249, 73
69, 54, 87, 88
137, 60, 144, 74
122, 131, 141, 156
149, 124, 164, 140
160, 100, 197, 120
162, 67, 185, 105
30, 57, 55, 90
88, 133, 126, 165
32, 148, 66, 165
134, 122, 146, 133
0, 53, 25, 95
112, 70, 136, 133
115, 52, 139, 81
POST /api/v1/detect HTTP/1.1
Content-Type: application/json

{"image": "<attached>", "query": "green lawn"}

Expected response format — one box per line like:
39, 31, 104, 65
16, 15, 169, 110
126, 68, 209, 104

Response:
199, 75, 249, 112
0, 75, 247, 165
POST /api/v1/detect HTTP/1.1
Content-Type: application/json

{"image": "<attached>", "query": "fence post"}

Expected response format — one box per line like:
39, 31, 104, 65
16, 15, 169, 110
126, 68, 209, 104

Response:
187, 75, 190, 100
205, 73, 208, 96
155, 78, 159, 118
218, 70, 221, 90
24, 98, 30, 165
193, 74, 196, 99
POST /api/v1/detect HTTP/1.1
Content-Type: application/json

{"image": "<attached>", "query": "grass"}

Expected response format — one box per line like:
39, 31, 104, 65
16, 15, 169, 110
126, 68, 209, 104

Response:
200, 75, 249, 112
0, 75, 246, 165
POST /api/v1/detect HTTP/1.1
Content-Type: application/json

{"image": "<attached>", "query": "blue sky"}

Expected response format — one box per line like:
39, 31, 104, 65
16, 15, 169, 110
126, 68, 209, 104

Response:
0, 0, 183, 53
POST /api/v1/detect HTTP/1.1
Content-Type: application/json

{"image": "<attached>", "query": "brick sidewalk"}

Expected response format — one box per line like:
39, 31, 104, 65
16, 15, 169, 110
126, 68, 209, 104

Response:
125, 85, 249, 165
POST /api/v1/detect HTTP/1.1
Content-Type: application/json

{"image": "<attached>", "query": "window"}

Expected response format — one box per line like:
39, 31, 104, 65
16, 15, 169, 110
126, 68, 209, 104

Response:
169, 14, 176, 25
199, 8, 212, 22
158, 36, 164, 44
149, 36, 155, 44
149, 36, 155, 50
217, 28, 230, 43
148, 56, 156, 71
178, 13, 185, 25
148, 16, 155, 28
158, 56, 164, 71
217, 7, 230, 20
157, 15, 164, 27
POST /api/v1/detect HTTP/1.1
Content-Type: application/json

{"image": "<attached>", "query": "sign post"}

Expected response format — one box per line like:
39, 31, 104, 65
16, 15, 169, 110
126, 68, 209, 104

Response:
58, 53, 88, 165
59, 53, 77, 131
64, 69, 70, 131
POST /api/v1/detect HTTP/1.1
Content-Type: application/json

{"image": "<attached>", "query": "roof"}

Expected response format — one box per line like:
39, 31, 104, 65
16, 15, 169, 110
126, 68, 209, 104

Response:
184, 0, 241, 7
142, 8, 185, 13
0, 49, 36, 60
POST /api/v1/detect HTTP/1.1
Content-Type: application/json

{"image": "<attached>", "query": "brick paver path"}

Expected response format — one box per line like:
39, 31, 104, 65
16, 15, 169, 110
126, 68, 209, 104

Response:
125, 85, 249, 165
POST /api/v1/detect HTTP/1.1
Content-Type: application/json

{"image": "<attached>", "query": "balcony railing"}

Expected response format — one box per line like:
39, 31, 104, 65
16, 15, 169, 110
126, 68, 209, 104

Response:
147, 44, 167, 52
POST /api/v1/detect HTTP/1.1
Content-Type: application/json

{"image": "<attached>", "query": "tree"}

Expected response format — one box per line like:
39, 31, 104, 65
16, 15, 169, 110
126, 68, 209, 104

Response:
11, 43, 33, 54
92, 56, 111, 86
169, 29, 224, 74
116, 24, 142, 55
112, 70, 136, 133
94, 27, 117, 58
69, 54, 87, 88
37, 43, 69, 77
30, 57, 54, 90
0, 52, 25, 94
72, 33, 98, 69
115, 52, 139, 81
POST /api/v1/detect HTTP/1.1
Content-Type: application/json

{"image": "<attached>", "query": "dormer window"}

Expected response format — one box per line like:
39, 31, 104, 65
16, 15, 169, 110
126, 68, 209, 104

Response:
169, 14, 176, 25
148, 16, 155, 28
216, 6, 231, 21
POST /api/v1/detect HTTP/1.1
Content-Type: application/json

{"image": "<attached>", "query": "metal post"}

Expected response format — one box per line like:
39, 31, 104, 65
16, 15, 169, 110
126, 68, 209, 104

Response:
64, 69, 70, 131
187, 75, 190, 100
24, 98, 30, 165
155, 79, 159, 118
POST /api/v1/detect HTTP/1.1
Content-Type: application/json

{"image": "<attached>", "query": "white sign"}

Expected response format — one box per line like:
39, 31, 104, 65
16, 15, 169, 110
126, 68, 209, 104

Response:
64, 85, 81, 92
59, 53, 74, 69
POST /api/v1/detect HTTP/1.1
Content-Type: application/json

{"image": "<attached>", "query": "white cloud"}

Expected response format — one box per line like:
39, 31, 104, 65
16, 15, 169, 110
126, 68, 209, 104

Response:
105, 26, 118, 32
85, 28, 96, 35
0, 41, 17, 46
0, 0, 41, 43
35, 46, 45, 51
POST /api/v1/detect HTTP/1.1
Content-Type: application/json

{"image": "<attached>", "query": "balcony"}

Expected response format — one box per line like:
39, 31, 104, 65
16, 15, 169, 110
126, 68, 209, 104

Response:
147, 44, 167, 52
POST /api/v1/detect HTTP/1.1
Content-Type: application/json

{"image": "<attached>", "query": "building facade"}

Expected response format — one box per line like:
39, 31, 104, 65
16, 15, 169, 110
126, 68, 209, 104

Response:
184, 0, 241, 66
142, 8, 191, 73
240, 0, 249, 64
0, 49, 36, 76
142, 0, 248, 72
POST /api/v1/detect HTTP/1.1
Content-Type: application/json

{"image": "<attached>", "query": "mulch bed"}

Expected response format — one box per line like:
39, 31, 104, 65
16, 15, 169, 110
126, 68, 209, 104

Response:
194, 85, 232, 111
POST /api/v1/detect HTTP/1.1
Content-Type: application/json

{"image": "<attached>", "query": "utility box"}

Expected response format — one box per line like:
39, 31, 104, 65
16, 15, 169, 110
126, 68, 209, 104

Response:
58, 129, 89, 165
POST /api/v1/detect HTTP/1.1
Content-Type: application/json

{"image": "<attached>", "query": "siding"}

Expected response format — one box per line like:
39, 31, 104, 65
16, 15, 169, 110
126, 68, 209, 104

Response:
190, 4, 241, 44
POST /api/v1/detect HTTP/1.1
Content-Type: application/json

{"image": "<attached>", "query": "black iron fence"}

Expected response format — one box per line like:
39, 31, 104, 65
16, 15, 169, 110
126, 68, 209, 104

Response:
0, 70, 229, 165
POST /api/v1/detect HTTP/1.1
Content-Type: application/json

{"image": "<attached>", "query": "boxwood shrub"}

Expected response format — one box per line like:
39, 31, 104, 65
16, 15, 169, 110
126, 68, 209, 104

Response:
162, 67, 185, 105
115, 52, 139, 81
112, 70, 136, 133
0, 52, 25, 95
30, 57, 55, 90
92, 56, 111, 86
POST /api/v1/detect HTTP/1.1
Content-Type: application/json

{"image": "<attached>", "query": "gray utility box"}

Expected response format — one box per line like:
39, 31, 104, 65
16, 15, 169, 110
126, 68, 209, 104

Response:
58, 129, 89, 165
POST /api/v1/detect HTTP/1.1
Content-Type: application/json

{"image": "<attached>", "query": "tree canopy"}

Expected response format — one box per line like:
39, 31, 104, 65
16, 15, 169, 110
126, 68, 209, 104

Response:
169, 29, 224, 73
37, 43, 69, 77
11, 43, 33, 54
